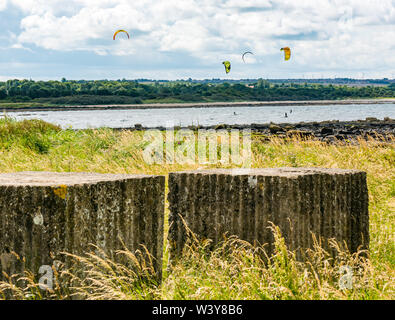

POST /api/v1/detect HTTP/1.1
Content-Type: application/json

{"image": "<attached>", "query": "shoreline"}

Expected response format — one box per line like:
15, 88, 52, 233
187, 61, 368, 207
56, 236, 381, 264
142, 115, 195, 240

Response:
118, 118, 395, 143
2, 98, 395, 112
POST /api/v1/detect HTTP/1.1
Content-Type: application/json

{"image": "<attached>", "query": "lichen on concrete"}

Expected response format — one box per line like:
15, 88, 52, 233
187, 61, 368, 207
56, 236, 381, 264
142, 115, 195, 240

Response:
0, 171, 165, 281
168, 167, 369, 261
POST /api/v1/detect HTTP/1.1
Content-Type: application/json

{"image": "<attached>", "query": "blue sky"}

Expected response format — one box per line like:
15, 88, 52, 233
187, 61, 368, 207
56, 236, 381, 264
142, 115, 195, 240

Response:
0, 0, 394, 80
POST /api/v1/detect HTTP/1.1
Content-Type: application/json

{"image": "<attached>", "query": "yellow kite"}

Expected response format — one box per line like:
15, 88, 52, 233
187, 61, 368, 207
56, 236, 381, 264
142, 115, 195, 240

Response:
281, 47, 291, 61
113, 29, 130, 40
222, 61, 231, 74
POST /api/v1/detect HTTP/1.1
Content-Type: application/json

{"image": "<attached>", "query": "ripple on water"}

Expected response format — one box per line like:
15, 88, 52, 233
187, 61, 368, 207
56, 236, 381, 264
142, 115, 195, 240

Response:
8, 103, 395, 129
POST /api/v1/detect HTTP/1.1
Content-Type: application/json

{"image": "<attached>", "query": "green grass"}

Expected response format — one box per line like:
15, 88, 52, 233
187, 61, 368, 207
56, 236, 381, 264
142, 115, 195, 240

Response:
142, 98, 193, 104
0, 102, 56, 109
1, 96, 393, 109
142, 97, 250, 104
0, 118, 393, 300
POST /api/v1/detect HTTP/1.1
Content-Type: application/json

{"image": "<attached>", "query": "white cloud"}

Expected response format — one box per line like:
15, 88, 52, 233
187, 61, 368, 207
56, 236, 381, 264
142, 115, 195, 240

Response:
0, 0, 7, 11
1, 0, 394, 78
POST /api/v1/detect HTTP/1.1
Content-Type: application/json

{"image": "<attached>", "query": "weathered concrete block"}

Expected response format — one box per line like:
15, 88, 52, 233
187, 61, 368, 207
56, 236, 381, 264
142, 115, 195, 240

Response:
0, 172, 165, 279
168, 168, 369, 260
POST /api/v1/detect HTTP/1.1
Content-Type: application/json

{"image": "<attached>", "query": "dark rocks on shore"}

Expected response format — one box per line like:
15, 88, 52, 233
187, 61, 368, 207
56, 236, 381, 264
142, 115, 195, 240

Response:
365, 117, 379, 122
286, 130, 313, 138
117, 118, 395, 143
214, 124, 227, 130
269, 124, 285, 134
321, 127, 334, 135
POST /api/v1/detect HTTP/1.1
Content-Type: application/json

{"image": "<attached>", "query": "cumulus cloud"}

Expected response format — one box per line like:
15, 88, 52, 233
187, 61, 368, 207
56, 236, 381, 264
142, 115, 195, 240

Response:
1, 0, 395, 78
0, 0, 7, 11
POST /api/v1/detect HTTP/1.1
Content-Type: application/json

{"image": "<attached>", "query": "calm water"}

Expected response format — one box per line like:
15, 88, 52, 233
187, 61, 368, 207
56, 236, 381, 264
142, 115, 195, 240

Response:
5, 104, 395, 129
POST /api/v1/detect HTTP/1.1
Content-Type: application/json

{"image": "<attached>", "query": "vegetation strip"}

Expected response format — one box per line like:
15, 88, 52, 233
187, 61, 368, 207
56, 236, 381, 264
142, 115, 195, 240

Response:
1, 79, 394, 110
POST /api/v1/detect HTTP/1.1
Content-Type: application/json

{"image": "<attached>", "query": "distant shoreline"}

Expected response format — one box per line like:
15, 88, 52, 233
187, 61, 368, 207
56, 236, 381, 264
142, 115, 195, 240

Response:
2, 98, 395, 112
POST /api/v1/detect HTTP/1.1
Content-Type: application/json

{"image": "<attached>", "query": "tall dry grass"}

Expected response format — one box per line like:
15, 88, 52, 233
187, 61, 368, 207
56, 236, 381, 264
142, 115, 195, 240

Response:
0, 118, 393, 300
1, 226, 393, 300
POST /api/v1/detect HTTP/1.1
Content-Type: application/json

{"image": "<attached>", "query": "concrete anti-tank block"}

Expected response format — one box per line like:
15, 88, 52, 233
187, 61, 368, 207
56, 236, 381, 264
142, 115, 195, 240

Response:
168, 168, 369, 260
0, 171, 165, 280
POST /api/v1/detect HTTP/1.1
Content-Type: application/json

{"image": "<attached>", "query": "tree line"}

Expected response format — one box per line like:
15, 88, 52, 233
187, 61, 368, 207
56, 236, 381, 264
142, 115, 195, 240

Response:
0, 79, 394, 105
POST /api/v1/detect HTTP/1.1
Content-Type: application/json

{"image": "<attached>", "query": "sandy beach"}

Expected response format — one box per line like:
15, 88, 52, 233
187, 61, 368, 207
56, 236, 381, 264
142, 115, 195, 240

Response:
2, 98, 395, 112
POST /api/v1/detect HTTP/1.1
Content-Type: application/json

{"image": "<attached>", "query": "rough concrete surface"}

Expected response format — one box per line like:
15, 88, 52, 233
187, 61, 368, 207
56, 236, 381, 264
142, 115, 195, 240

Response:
0, 171, 165, 280
168, 167, 369, 261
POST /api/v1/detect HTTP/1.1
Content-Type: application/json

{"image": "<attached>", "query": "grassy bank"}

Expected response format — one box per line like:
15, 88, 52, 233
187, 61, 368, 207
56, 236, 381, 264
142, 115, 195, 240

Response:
0, 102, 57, 109
1, 98, 395, 112
0, 118, 393, 300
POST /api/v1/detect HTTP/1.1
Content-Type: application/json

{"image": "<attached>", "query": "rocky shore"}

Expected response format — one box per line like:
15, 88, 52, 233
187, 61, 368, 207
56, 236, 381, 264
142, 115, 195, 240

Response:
124, 117, 395, 143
